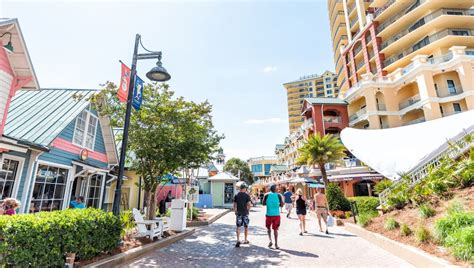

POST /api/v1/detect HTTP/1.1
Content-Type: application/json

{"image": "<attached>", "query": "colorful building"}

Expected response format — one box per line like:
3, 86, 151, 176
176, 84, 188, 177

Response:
248, 156, 278, 181
301, 98, 349, 137
284, 71, 339, 133
328, 0, 474, 129
3, 89, 118, 213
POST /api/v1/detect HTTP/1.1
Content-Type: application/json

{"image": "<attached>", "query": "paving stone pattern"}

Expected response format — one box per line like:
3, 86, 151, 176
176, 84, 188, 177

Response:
123, 206, 413, 267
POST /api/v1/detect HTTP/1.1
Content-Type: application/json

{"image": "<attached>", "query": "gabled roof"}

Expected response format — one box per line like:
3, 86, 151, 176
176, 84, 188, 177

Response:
5, 89, 96, 146
0, 18, 39, 89
208, 171, 239, 182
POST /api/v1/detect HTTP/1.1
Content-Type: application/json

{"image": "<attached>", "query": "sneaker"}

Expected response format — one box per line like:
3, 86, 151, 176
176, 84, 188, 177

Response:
235, 241, 241, 247
268, 241, 273, 248
326, 230, 329, 235
299, 232, 303, 236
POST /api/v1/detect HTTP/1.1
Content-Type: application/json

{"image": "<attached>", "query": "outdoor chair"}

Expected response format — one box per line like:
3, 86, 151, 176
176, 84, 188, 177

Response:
142, 207, 171, 233
132, 208, 163, 240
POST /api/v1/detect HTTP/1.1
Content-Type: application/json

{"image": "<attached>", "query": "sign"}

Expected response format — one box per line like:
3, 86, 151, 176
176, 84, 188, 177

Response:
118, 62, 131, 102
80, 149, 88, 161
132, 75, 144, 111
186, 186, 199, 203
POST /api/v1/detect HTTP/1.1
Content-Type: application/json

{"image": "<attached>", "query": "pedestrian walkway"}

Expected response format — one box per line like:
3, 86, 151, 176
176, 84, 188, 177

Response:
122, 206, 413, 267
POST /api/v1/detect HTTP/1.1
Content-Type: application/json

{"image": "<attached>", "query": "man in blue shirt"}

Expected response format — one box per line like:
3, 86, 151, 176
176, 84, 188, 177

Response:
70, 196, 86, 209
283, 187, 294, 218
263, 184, 284, 249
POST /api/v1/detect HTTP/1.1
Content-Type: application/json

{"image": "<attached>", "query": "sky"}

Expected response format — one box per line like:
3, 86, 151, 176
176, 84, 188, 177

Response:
0, 0, 335, 160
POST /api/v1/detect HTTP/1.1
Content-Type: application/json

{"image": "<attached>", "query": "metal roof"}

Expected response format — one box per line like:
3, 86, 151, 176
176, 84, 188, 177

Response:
304, 98, 347, 105
4, 88, 97, 146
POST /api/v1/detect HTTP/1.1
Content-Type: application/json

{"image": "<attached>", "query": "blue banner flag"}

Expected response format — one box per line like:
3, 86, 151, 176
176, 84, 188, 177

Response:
132, 75, 144, 111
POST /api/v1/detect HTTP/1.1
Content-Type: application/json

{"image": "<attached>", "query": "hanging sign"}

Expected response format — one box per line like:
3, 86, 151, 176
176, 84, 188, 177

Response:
118, 62, 131, 103
80, 149, 89, 161
132, 75, 144, 111
186, 186, 199, 203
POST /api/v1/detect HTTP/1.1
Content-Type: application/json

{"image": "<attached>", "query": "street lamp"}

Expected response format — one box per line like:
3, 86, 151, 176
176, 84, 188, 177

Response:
112, 34, 171, 216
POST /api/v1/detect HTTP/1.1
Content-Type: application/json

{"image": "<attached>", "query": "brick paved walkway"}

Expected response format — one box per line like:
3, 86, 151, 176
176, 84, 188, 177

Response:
123, 206, 413, 267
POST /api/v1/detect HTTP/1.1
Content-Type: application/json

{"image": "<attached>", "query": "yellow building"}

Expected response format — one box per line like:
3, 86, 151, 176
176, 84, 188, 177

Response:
329, 0, 474, 129
275, 127, 306, 170
284, 71, 339, 133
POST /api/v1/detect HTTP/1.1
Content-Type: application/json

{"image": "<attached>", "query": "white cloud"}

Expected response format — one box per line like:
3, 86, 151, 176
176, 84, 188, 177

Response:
263, 66, 277, 73
243, 117, 285, 125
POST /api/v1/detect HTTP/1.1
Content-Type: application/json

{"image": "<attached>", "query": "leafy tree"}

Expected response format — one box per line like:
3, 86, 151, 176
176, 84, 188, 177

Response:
92, 82, 223, 219
223, 158, 253, 184
297, 133, 346, 186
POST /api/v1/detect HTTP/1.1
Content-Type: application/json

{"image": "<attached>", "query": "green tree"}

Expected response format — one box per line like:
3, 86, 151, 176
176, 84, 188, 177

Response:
223, 158, 253, 184
297, 133, 346, 186
92, 82, 223, 219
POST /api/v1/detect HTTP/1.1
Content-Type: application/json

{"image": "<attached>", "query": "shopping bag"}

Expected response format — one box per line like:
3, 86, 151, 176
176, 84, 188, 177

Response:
327, 214, 335, 227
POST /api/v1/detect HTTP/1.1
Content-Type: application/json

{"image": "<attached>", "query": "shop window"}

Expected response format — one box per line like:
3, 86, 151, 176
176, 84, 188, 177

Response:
31, 165, 68, 213
0, 159, 19, 200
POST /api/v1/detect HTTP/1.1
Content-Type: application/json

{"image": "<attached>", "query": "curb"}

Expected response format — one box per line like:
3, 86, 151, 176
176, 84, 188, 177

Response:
345, 223, 457, 268
85, 228, 196, 268
187, 209, 231, 227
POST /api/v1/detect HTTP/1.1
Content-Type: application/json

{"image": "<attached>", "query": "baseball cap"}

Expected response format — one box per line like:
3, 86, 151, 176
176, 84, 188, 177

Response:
240, 182, 248, 189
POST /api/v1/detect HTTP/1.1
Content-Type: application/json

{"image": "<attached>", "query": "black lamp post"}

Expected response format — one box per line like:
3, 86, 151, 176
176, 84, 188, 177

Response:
112, 34, 171, 216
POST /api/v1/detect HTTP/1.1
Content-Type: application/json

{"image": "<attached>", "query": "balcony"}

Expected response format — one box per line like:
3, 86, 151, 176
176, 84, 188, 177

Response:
374, 0, 395, 18
436, 87, 463, 98
442, 111, 462, 117
399, 94, 421, 110
356, 60, 364, 71
324, 115, 342, 123
349, 107, 367, 122
331, 11, 345, 27
332, 23, 347, 40
383, 29, 474, 68
380, 8, 474, 50
350, 16, 358, 28
404, 117, 426, 126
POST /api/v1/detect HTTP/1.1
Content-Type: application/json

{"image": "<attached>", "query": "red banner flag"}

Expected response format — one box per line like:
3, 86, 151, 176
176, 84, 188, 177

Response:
118, 62, 131, 102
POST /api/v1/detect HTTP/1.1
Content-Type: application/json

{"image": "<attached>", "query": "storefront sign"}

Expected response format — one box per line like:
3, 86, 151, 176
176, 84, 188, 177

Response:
80, 149, 88, 161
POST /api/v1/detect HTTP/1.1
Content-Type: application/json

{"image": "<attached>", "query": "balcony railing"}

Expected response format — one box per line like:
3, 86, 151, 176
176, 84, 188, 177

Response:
374, 0, 395, 18
383, 29, 473, 68
381, 9, 473, 50
399, 94, 421, 110
303, 118, 314, 129
356, 60, 364, 71
330, 11, 345, 27
332, 23, 347, 40
348, 1, 356, 14
442, 111, 462, 117
350, 16, 358, 28
404, 117, 426, 126
324, 116, 342, 123
349, 107, 367, 122
436, 87, 463, 98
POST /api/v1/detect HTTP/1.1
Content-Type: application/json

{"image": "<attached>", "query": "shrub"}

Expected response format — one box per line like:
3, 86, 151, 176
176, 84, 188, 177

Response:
384, 218, 399, 230
348, 196, 379, 215
345, 211, 352, 219
326, 183, 351, 211
0, 209, 121, 266
434, 211, 474, 244
187, 207, 200, 220
357, 212, 378, 228
400, 224, 412, 236
415, 226, 431, 243
419, 203, 436, 219
374, 179, 393, 195
445, 226, 474, 262
120, 210, 135, 236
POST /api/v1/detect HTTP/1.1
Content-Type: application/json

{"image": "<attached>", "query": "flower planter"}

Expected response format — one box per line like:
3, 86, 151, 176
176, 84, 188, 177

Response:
65, 253, 76, 267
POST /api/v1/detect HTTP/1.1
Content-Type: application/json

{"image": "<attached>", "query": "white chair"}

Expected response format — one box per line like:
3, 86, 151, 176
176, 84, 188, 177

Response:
142, 207, 171, 233
132, 208, 163, 240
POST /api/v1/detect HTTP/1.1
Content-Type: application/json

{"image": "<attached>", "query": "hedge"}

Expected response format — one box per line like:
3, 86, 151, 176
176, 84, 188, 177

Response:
327, 183, 351, 211
348, 196, 379, 215
0, 208, 122, 267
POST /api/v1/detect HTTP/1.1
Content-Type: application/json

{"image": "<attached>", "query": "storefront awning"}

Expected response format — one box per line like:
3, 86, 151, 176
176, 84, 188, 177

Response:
308, 183, 325, 188
329, 173, 384, 182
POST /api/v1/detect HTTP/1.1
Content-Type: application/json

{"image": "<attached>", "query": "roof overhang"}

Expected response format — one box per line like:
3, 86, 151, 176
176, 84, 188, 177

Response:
0, 18, 39, 89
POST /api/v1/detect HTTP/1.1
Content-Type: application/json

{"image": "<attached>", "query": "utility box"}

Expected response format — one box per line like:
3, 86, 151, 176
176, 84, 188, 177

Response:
170, 199, 188, 232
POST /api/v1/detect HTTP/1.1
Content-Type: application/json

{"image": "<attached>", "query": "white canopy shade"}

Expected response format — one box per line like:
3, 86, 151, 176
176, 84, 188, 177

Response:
208, 171, 239, 182
340, 110, 474, 180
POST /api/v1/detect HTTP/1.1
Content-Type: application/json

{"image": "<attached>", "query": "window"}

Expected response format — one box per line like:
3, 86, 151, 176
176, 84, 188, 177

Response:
73, 110, 98, 150
251, 164, 263, 173
264, 164, 272, 176
409, 18, 425, 32
440, 106, 444, 115
31, 165, 68, 213
447, 11, 463, 15
325, 77, 331, 82
0, 159, 19, 200
447, 80, 457, 94
452, 30, 469, 36
453, 103, 462, 112
308, 82, 312, 86
326, 84, 332, 88
327, 90, 333, 95
87, 174, 103, 208
412, 36, 430, 51
309, 87, 312, 91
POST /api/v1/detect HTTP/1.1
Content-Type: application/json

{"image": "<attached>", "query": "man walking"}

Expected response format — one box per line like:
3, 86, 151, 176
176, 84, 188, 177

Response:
263, 184, 284, 249
283, 187, 294, 218
233, 183, 251, 247
314, 187, 329, 234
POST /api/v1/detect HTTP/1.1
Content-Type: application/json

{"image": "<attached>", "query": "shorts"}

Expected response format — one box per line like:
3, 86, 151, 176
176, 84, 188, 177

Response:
265, 216, 281, 230
296, 209, 307, 216
316, 208, 328, 218
236, 215, 250, 227
284, 203, 293, 211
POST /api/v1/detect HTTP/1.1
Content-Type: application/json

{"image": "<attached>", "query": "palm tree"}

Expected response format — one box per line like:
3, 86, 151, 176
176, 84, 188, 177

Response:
297, 133, 346, 186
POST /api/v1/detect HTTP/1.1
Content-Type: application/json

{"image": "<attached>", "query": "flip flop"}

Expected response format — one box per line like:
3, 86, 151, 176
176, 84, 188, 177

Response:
243, 241, 250, 244
268, 242, 273, 248
275, 245, 280, 249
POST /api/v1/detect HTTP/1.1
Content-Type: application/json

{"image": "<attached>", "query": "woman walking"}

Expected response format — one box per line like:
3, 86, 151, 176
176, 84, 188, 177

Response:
295, 189, 307, 236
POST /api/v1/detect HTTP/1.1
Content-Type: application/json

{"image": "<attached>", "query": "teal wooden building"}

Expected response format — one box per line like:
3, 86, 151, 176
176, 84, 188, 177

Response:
1, 89, 118, 213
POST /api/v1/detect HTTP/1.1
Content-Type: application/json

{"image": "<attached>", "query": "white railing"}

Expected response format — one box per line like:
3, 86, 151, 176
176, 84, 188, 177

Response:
399, 94, 421, 110
379, 127, 474, 206
436, 87, 462, 98
403, 117, 425, 126
349, 107, 367, 122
